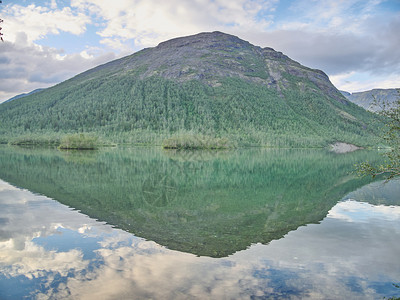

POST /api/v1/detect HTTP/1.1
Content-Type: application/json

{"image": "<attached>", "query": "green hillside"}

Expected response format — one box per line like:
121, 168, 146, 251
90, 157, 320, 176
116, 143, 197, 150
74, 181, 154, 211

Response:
0, 32, 383, 147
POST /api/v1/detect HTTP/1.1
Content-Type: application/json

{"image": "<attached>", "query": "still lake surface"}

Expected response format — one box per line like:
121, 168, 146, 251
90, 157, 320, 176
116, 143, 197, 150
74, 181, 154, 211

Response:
0, 145, 399, 299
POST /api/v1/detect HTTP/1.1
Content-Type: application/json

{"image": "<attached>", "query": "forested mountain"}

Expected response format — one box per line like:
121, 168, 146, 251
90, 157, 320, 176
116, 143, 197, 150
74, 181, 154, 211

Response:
0, 31, 382, 147
341, 88, 399, 112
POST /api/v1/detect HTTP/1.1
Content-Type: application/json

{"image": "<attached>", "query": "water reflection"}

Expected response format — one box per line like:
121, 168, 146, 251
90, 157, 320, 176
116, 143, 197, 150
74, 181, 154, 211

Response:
0, 178, 399, 299
0, 146, 389, 258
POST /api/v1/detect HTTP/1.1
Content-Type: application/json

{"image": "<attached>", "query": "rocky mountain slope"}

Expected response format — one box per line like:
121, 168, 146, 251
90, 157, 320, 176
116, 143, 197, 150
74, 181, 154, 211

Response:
0, 31, 382, 147
341, 88, 399, 112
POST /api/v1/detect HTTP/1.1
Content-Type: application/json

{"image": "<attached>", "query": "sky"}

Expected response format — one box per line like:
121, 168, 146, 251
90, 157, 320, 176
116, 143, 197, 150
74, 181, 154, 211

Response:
0, 0, 399, 103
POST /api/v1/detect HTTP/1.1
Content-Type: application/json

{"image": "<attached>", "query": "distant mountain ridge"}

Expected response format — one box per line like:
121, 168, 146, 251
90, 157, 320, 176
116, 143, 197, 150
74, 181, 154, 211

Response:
2, 88, 45, 104
341, 88, 399, 112
0, 31, 382, 147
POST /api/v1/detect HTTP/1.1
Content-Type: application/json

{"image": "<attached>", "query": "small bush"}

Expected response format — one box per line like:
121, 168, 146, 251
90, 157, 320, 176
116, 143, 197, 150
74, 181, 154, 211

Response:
9, 135, 61, 146
59, 133, 100, 150
162, 134, 232, 149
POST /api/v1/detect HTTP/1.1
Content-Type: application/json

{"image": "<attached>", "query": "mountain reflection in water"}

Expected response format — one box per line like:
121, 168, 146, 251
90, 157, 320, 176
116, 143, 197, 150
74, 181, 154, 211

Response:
0, 146, 390, 257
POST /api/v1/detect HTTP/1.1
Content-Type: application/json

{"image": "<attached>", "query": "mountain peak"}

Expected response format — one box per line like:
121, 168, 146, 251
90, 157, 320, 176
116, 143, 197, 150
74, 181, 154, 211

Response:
146, 31, 337, 101
55, 31, 340, 103
156, 31, 251, 50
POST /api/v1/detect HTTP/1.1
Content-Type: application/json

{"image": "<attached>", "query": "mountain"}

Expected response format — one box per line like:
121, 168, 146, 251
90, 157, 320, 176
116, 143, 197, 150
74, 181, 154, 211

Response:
2, 88, 45, 104
340, 90, 351, 98
341, 88, 399, 112
0, 31, 382, 147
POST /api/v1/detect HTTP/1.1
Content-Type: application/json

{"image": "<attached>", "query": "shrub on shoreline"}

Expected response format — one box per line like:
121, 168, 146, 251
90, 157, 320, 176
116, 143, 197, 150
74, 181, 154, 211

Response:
9, 135, 61, 146
162, 134, 232, 150
58, 133, 100, 150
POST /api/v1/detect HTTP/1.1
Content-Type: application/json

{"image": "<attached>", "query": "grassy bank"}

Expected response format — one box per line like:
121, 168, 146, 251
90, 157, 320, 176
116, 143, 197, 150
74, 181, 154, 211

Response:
8, 134, 62, 146
5, 132, 109, 150
1, 128, 383, 149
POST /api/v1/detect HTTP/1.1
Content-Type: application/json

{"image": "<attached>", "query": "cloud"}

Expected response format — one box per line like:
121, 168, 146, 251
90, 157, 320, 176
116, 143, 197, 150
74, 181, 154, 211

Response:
0, 2, 118, 102
279, 0, 387, 34
0, 38, 116, 102
71, 0, 276, 49
1, 3, 91, 44
330, 71, 400, 93
328, 200, 400, 223
240, 30, 375, 73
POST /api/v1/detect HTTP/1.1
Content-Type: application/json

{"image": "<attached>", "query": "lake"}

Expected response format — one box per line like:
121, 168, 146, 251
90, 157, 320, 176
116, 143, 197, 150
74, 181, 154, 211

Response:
0, 145, 399, 299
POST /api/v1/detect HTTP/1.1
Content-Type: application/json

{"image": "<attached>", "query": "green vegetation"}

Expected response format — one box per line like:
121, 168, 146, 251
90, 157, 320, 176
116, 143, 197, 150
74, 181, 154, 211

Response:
384, 283, 400, 300
8, 133, 61, 146
4, 132, 108, 150
0, 145, 386, 257
58, 133, 100, 150
357, 94, 400, 180
0, 76, 383, 148
162, 133, 231, 149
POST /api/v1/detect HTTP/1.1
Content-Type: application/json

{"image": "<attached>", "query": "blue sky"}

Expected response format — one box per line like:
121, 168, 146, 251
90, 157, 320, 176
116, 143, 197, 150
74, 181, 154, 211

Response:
0, 0, 399, 102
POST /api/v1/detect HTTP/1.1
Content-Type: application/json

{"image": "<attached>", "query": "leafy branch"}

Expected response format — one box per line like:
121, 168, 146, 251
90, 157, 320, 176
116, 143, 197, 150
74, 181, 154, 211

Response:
0, 1, 3, 42
356, 91, 400, 180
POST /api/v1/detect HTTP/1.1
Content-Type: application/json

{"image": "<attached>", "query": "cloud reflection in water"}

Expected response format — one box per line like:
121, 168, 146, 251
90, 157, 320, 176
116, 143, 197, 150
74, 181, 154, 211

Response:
0, 179, 400, 299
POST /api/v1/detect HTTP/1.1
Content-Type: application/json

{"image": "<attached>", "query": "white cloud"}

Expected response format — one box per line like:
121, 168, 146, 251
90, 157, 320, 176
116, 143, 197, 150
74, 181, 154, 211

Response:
2, 4, 91, 44
50, 0, 58, 10
0, 39, 116, 102
281, 0, 386, 34
330, 72, 400, 93
71, 0, 276, 49
0, 2, 113, 102
1, 240, 88, 279
328, 200, 400, 223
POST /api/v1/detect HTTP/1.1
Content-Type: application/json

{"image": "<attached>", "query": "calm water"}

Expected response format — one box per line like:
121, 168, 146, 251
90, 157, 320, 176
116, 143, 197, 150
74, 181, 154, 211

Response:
0, 146, 399, 299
